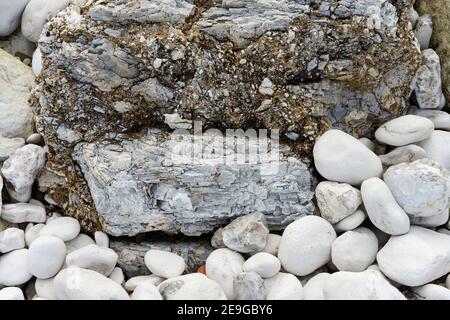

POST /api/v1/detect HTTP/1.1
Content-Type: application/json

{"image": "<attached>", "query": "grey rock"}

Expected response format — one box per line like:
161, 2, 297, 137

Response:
222, 213, 269, 253
414, 15, 433, 50
211, 228, 225, 249
410, 9, 419, 28
379, 144, 427, 166
233, 272, 266, 300
415, 49, 446, 109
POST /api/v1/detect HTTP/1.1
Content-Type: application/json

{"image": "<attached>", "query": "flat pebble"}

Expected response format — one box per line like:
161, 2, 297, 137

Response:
303, 273, 331, 300
0, 0, 31, 36
66, 244, 118, 277
94, 231, 109, 248
131, 281, 162, 300
264, 273, 303, 300
25, 223, 45, 246
0, 203, 46, 223
0, 227, 25, 253
28, 235, 66, 279
278, 216, 336, 276
144, 249, 186, 279
361, 177, 410, 235
418, 130, 450, 170
243, 252, 280, 278
313, 129, 382, 185
40, 217, 80, 241
0, 287, 25, 300
125, 275, 164, 292
375, 115, 434, 146
233, 272, 266, 300
158, 273, 226, 300
0, 249, 32, 286
333, 209, 366, 233
379, 145, 427, 166
412, 284, 450, 300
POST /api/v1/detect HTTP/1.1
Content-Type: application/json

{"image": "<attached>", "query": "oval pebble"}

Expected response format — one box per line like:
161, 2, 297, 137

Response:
412, 284, 450, 300
28, 235, 66, 279
158, 273, 227, 300
0, 227, 25, 253
25, 223, 45, 246
65, 233, 95, 253
66, 244, 118, 277
0, 287, 25, 300
264, 273, 303, 300
124, 275, 165, 292
35, 277, 57, 300
303, 273, 332, 300
243, 252, 280, 278
418, 130, 450, 170
0, 249, 32, 286
333, 209, 366, 233
131, 281, 163, 300
40, 217, 80, 241
375, 115, 434, 146
144, 249, 186, 279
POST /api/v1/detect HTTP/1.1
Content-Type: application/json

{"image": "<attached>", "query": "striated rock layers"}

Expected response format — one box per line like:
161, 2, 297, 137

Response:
33, 0, 421, 236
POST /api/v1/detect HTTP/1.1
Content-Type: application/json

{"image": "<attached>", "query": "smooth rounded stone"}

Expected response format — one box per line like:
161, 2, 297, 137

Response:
66, 244, 118, 277
205, 248, 245, 299
54, 266, 130, 300
94, 231, 109, 248
418, 130, 450, 170
21, 0, 70, 42
124, 275, 164, 292
410, 211, 449, 228
158, 273, 226, 300
361, 177, 410, 235
109, 267, 124, 285
375, 115, 434, 147
35, 277, 57, 300
313, 129, 383, 185
144, 249, 186, 279
32, 48, 42, 76
410, 9, 419, 28
0, 287, 25, 300
358, 137, 375, 152
0, 227, 25, 253
323, 270, 405, 300
26, 133, 44, 145
1, 145, 46, 202
333, 209, 366, 233
0, 135, 25, 161
25, 223, 45, 246
303, 273, 332, 300
40, 217, 80, 241
0, 0, 30, 36
264, 273, 303, 300
331, 227, 378, 272
377, 226, 450, 286
410, 108, 450, 131
315, 181, 362, 224
28, 235, 66, 279
415, 49, 446, 110
233, 272, 266, 300
65, 233, 95, 254
414, 15, 433, 50
210, 227, 225, 249
379, 145, 427, 167
278, 216, 336, 276
261, 233, 281, 256
412, 284, 450, 300
243, 252, 281, 278
222, 212, 269, 253
131, 281, 162, 300
0, 249, 32, 286
384, 159, 450, 217
0, 203, 46, 224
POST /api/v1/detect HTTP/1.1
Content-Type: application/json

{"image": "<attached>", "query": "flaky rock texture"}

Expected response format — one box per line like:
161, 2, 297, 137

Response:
33, 0, 421, 234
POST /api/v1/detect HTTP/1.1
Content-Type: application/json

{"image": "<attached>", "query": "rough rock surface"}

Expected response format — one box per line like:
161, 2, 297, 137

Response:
33, 0, 421, 234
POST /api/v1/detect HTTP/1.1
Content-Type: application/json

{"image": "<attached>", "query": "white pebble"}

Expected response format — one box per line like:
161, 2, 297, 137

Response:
379, 144, 427, 166
144, 249, 186, 279
1, 203, 46, 224
94, 231, 109, 248
412, 284, 450, 300
0, 249, 32, 286
66, 244, 118, 277
65, 233, 95, 253
260, 233, 281, 256
0, 287, 25, 300
303, 273, 331, 300
375, 115, 434, 146
131, 281, 163, 300
0, 227, 25, 253
125, 275, 165, 292
333, 209, 366, 233
418, 130, 450, 170
264, 273, 303, 300
243, 252, 281, 278
158, 273, 227, 300
410, 108, 450, 131
40, 217, 80, 241
0, 0, 30, 36
25, 223, 45, 246
28, 235, 66, 279
414, 15, 433, 50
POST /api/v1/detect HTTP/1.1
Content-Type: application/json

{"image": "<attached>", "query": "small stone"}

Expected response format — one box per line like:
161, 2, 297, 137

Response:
26, 133, 44, 145
418, 130, 450, 170
205, 248, 244, 299
1, 144, 46, 202
54, 266, 130, 300
109, 267, 125, 285
358, 137, 375, 151
333, 209, 366, 233
28, 235, 66, 279
303, 273, 331, 300
65, 233, 95, 253
375, 115, 434, 147
315, 181, 362, 224
131, 281, 162, 300
158, 273, 227, 300
32, 48, 42, 76
410, 108, 450, 131
414, 15, 433, 50
322, 270, 405, 300
94, 231, 109, 248
40, 217, 80, 241
243, 252, 281, 278
258, 78, 274, 95
233, 272, 266, 300
211, 228, 225, 249
383, 159, 450, 217
35, 277, 57, 300
0, 287, 25, 300
144, 249, 186, 279
0, 249, 32, 286
25, 223, 45, 246
222, 213, 269, 253
1, 203, 46, 223
0, 228, 25, 253
66, 244, 118, 277
264, 273, 303, 300
361, 177, 410, 235
261, 234, 281, 256
331, 227, 378, 272
124, 275, 164, 292
278, 216, 336, 276
313, 129, 383, 185
412, 284, 450, 300
377, 226, 450, 286
0, 135, 25, 161
379, 145, 427, 167
0, 0, 31, 36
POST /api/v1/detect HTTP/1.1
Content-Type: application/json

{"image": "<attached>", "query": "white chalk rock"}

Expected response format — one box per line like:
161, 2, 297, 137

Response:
28, 235, 66, 279
21, 0, 70, 42
40, 217, 80, 241
35, 277, 57, 300
31, 48, 42, 76
264, 273, 303, 300
25, 223, 45, 246
315, 181, 362, 223
0, 227, 25, 253
205, 248, 244, 299
260, 233, 281, 256
0, 135, 25, 162
358, 137, 375, 151
322, 270, 405, 300
0, 287, 25, 300
65, 233, 95, 253
412, 284, 450, 300
331, 227, 378, 272
94, 231, 109, 248
144, 249, 186, 279
414, 15, 433, 50
54, 266, 130, 300
278, 216, 336, 276
66, 244, 118, 277
377, 226, 450, 286
303, 273, 332, 300
418, 130, 450, 170
158, 273, 227, 300
243, 252, 281, 278
0, 249, 32, 286
124, 275, 164, 292
1, 144, 46, 202
131, 281, 163, 300
410, 108, 450, 131
375, 115, 434, 147
333, 209, 366, 233
313, 129, 383, 185
384, 159, 450, 217
379, 145, 427, 167
0, 0, 31, 36
108, 267, 124, 285
361, 177, 410, 235
0, 203, 46, 224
